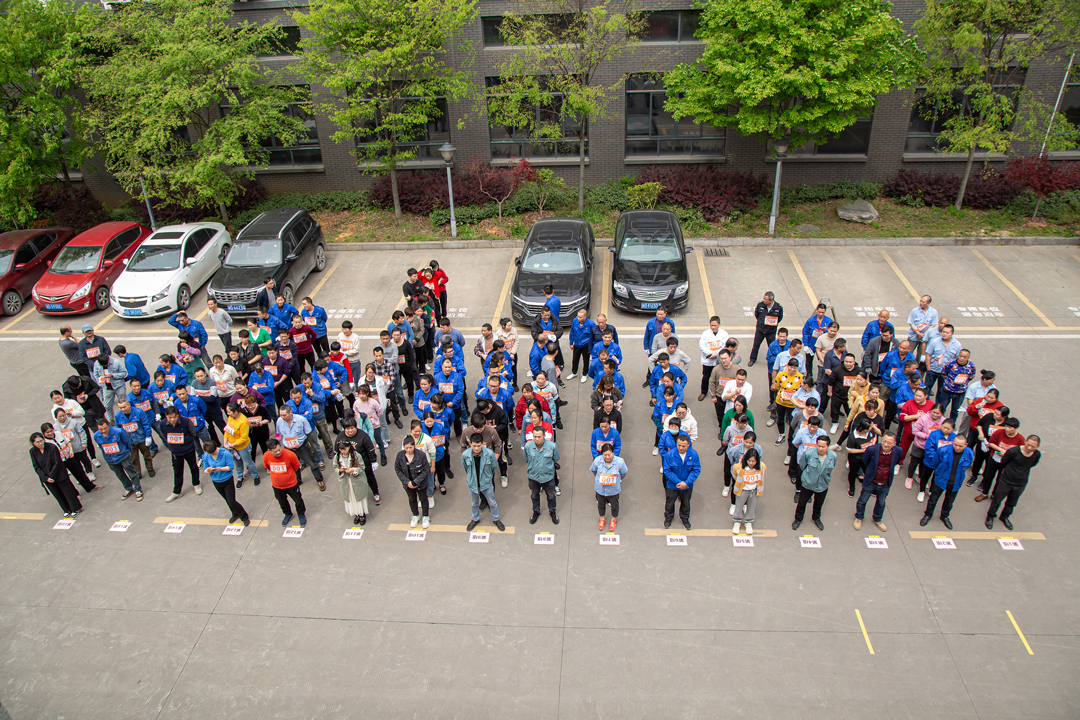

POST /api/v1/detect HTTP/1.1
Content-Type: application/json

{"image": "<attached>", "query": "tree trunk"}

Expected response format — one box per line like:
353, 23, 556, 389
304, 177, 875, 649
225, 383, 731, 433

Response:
577, 126, 586, 212
216, 191, 229, 223
954, 146, 976, 211
390, 165, 402, 218
59, 156, 76, 200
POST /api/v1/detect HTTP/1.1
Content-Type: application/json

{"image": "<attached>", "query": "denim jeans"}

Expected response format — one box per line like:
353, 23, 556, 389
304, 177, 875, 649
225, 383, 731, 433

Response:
470, 486, 500, 522
109, 457, 142, 493
234, 445, 259, 479
924, 370, 943, 399
937, 388, 965, 423
855, 482, 891, 521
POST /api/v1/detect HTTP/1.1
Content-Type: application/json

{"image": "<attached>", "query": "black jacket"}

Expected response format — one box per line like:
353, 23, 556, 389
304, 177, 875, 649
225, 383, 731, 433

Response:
481, 404, 508, 437
62, 375, 106, 418
754, 301, 784, 329
531, 313, 563, 342
395, 449, 430, 490
30, 443, 68, 493
335, 429, 377, 467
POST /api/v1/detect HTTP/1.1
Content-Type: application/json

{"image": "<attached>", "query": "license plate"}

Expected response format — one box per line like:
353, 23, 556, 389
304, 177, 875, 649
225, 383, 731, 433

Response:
227, 304, 245, 312
123, 308, 143, 316
641, 302, 661, 310
45, 303, 62, 310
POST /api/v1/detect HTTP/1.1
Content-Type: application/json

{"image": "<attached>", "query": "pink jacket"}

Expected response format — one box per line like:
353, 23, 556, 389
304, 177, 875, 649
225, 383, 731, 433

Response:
911, 413, 945, 449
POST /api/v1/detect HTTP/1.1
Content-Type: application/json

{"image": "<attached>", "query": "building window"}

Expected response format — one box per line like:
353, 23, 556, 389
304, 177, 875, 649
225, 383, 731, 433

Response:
487, 77, 586, 159
638, 10, 701, 42
906, 73, 1025, 154
481, 14, 573, 48
777, 116, 874, 156
354, 96, 451, 162
1060, 68, 1080, 135
220, 87, 321, 166
264, 26, 302, 56
624, 74, 725, 157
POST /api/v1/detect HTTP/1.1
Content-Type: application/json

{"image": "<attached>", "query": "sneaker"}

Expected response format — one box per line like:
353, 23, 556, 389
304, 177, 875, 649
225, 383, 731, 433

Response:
874, 520, 887, 532
373, 494, 381, 505
253, 477, 261, 486
93, 459, 101, 467
507, 441, 513, 449
682, 519, 691, 531
846, 459, 849, 469
652, 448, 659, 456
194, 485, 203, 495
394, 419, 404, 429
166, 492, 181, 503
745, 522, 753, 535
494, 520, 505, 531
554, 485, 561, 496
784, 456, 790, 466
63, 512, 71, 518
663, 519, 671, 529
765, 418, 776, 427
580, 375, 588, 384
893, 466, 899, 476
410, 516, 419, 528
422, 516, 430, 529
965, 477, 976, 487
501, 477, 508, 488
830, 422, 838, 434
830, 444, 841, 452
732, 521, 741, 535
905, 477, 913, 490
135, 492, 143, 501
566, 372, 576, 380
120, 490, 134, 500
722, 486, 729, 497
598, 517, 606, 531
917, 491, 925, 503
282, 513, 293, 526
298, 514, 307, 527
236, 478, 244, 489
728, 505, 735, 516
775, 434, 785, 446
427, 496, 435, 509
609, 517, 616, 532
88, 472, 96, 481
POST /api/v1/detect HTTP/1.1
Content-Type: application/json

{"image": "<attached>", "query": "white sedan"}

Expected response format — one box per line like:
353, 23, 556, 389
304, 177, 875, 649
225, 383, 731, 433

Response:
110, 222, 231, 318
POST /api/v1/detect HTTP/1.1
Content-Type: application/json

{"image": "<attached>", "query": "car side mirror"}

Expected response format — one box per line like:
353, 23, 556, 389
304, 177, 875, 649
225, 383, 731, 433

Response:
514, 256, 521, 266
13, 263, 25, 271
186, 257, 197, 266
608, 246, 615, 254
286, 253, 299, 262
102, 259, 114, 268
686, 246, 694, 252
122, 257, 128, 265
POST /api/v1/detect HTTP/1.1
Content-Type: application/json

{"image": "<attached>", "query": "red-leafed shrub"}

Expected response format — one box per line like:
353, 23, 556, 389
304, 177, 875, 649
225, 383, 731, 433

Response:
463, 157, 535, 217
128, 177, 268, 226
369, 168, 491, 214
882, 168, 1022, 209
637, 166, 768, 221
1004, 155, 1080, 197
31, 184, 110, 232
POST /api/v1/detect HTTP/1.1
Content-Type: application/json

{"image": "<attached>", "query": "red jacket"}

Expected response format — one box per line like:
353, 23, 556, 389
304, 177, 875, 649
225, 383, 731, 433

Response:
515, 394, 550, 431
429, 268, 448, 294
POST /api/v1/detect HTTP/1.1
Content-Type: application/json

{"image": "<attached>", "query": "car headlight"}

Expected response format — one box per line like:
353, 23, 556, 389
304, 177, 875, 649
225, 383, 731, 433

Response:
613, 281, 628, 298
151, 285, 171, 303
206, 287, 215, 299
32, 286, 39, 300
70, 281, 92, 301
674, 281, 689, 297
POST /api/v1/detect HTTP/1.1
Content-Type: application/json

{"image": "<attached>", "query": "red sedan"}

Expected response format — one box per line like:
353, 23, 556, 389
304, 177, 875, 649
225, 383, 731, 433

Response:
33, 221, 152, 315
0, 227, 76, 315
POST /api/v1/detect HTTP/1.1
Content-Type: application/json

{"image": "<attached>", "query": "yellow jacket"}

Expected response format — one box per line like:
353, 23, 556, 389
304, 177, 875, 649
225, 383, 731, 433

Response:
733, 461, 766, 496
773, 371, 803, 408
224, 414, 251, 451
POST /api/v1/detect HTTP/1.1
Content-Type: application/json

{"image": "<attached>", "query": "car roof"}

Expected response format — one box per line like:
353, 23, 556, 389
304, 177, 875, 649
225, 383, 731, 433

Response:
621, 210, 678, 234
141, 223, 224, 246
237, 209, 305, 240
0, 227, 72, 251
67, 221, 147, 247
528, 218, 588, 244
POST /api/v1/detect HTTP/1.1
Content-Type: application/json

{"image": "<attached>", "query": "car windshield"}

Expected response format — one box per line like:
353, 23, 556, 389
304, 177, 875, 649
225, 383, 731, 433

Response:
224, 239, 282, 268
127, 244, 181, 272
521, 243, 584, 274
618, 233, 681, 263
50, 245, 102, 274
0, 249, 12, 276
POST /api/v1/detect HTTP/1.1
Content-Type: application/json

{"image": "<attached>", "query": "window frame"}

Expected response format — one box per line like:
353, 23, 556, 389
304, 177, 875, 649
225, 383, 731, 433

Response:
487, 77, 589, 161
637, 9, 702, 43
905, 72, 1026, 156
624, 74, 725, 159
219, 85, 322, 167
481, 14, 574, 48
352, 93, 452, 163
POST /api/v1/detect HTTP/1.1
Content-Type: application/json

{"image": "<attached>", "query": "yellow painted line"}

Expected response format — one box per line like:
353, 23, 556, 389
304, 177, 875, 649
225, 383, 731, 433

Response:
1006, 610, 1034, 655
879, 249, 920, 301
971, 249, 1054, 328
153, 516, 270, 527
0, 306, 38, 333
387, 523, 515, 534
1069, 251, 1080, 264
694, 248, 715, 318
600, 249, 611, 317
0, 512, 47, 520
93, 312, 112, 332
307, 257, 342, 300
856, 609, 875, 655
491, 256, 518, 328
786, 249, 817, 308
907, 530, 1045, 540
644, 528, 778, 537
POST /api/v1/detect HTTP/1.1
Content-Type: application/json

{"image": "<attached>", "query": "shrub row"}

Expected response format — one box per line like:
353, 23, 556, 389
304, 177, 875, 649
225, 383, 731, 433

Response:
128, 177, 268, 228
234, 188, 370, 228
1006, 189, 1080, 222
882, 168, 1024, 209
30, 184, 110, 233
781, 179, 882, 206
637, 166, 768, 221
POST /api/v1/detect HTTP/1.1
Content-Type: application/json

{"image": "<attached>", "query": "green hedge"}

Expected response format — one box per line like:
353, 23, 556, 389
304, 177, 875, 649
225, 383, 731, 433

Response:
235, 190, 371, 229
1005, 189, 1080, 222
780, 180, 882, 206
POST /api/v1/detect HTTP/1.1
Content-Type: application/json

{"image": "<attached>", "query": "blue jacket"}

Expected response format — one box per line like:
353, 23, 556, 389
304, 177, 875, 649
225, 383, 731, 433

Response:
802, 315, 833, 350
433, 369, 465, 416
544, 294, 561, 318
414, 386, 438, 417
662, 447, 701, 489
932, 445, 974, 492
93, 426, 132, 464
569, 317, 597, 348
861, 320, 895, 349
156, 418, 198, 456
923, 430, 956, 469
427, 419, 449, 461
437, 343, 467, 376
302, 305, 329, 337
156, 363, 188, 387
880, 349, 914, 390
127, 388, 158, 417
476, 384, 515, 420
201, 449, 235, 483
434, 327, 466, 347
591, 340, 623, 365
115, 406, 153, 443
259, 314, 289, 340
268, 302, 299, 327
589, 324, 618, 346
247, 370, 275, 398
173, 395, 208, 432
287, 395, 316, 424
529, 341, 547, 376
123, 352, 151, 385
652, 397, 679, 426
650, 364, 687, 399
589, 426, 622, 458
643, 317, 675, 351
387, 319, 413, 343
168, 314, 208, 347
592, 369, 626, 395
148, 380, 177, 411
765, 338, 791, 370
658, 429, 690, 455
861, 443, 903, 487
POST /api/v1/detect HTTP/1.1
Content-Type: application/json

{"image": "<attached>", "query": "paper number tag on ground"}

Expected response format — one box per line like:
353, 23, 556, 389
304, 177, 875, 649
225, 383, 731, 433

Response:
865, 537, 888, 549
800, 536, 821, 548
163, 523, 185, 534
342, 529, 364, 539
666, 534, 687, 546
406, 530, 426, 541
998, 537, 1024, 550
932, 537, 957, 549
469, 532, 489, 543
53, 519, 75, 530
222, 525, 244, 536
599, 534, 620, 545
283, 527, 304, 538
534, 533, 554, 545
109, 521, 131, 532
733, 535, 754, 547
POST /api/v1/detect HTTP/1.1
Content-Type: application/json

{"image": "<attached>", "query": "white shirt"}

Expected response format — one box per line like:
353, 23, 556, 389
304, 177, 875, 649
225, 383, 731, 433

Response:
698, 328, 730, 366
336, 331, 362, 362
209, 365, 240, 398
723, 379, 754, 411
662, 410, 699, 442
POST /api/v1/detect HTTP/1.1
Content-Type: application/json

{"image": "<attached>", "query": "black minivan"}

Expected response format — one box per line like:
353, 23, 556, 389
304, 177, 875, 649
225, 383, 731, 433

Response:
208, 208, 326, 317
610, 210, 691, 314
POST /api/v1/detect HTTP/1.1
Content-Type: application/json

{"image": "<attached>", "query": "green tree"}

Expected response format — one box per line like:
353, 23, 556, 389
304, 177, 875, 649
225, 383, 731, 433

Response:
0, 0, 92, 224
73, 0, 306, 222
663, 0, 921, 155
293, 0, 476, 218
915, 0, 1080, 209
488, 1, 646, 212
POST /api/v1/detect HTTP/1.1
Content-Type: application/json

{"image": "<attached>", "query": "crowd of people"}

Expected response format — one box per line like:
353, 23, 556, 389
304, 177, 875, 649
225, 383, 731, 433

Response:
30, 264, 1040, 538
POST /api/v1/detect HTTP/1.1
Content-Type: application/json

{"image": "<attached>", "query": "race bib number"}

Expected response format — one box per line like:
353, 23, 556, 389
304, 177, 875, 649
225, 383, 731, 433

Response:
304, 317, 317, 326
397, 356, 405, 364
135, 400, 151, 412
504, 338, 516, 351
270, 462, 288, 474
707, 340, 723, 352
780, 390, 794, 402
938, 439, 951, 447
59, 444, 73, 460
85, 347, 100, 358
764, 316, 778, 326
878, 352, 887, 363
439, 383, 454, 394
215, 381, 229, 393
598, 472, 617, 486
154, 391, 169, 403
843, 377, 855, 387
165, 374, 176, 384
282, 436, 301, 449
433, 436, 445, 447
266, 366, 278, 376
596, 439, 610, 452
61, 428, 74, 440
916, 322, 928, 332
102, 442, 120, 454
740, 470, 762, 489
312, 404, 319, 413
167, 433, 184, 444
280, 350, 293, 360
194, 388, 212, 397
76, 393, 88, 403
320, 378, 331, 389
418, 399, 430, 410
954, 374, 968, 385
812, 328, 823, 338
121, 422, 138, 433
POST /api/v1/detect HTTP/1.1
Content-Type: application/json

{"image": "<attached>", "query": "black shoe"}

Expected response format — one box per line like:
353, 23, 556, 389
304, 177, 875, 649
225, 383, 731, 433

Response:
794, 491, 799, 503
663, 519, 672, 529
920, 515, 931, 527
682, 519, 691, 531
353, 515, 361, 525
642, 380, 650, 388
554, 420, 563, 430
791, 519, 801, 530
253, 477, 261, 486
359, 514, 366, 526
282, 513, 293, 527
446, 469, 454, 480
747, 359, 756, 367
965, 477, 975, 487
380, 453, 388, 466
941, 517, 953, 530
550, 512, 560, 525
1001, 518, 1013, 531
235, 478, 244, 490
466, 520, 479, 532
494, 520, 505, 531
985, 518, 994, 530
242, 517, 250, 526
229, 514, 239, 524
554, 462, 560, 470
394, 419, 404, 429
402, 407, 409, 417
848, 489, 855, 498
529, 512, 540, 524
716, 447, 724, 456
506, 455, 513, 466
813, 518, 824, 531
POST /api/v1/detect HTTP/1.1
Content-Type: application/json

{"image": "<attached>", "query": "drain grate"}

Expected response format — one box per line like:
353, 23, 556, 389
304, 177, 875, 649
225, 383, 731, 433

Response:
703, 248, 730, 257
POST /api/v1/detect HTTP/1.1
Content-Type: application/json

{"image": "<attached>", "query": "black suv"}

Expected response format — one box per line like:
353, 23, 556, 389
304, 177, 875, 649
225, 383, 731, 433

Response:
610, 210, 691, 314
208, 208, 326, 317
510, 217, 594, 324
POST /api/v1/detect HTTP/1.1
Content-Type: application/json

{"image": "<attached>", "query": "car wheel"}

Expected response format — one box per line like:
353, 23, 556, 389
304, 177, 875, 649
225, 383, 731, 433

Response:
314, 244, 326, 272
1, 290, 22, 316
94, 286, 110, 311
282, 285, 294, 305
177, 284, 191, 311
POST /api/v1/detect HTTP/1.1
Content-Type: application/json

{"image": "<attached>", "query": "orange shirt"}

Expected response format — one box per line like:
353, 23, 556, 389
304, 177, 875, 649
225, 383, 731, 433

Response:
262, 449, 300, 489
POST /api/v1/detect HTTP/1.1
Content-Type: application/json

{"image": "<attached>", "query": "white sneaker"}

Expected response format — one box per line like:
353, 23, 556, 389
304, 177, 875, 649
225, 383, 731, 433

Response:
917, 491, 925, 502
766, 418, 776, 427
784, 456, 790, 465
501, 477, 508, 488
565, 372, 576, 380
166, 492, 181, 503
732, 522, 741, 535
88, 473, 96, 481
580, 375, 589, 384
745, 522, 753, 535
728, 504, 735, 516
427, 495, 434, 509
93, 459, 101, 467
652, 448, 659, 456
194, 485, 203, 495
555, 485, 561, 496
410, 515, 419, 528
722, 486, 730, 497
422, 516, 430, 529
894, 466, 900, 476
829, 443, 840, 452
830, 423, 839, 434
846, 459, 849, 469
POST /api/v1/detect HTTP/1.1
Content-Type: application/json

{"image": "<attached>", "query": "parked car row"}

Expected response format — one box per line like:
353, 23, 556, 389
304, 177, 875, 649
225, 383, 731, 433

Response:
0, 208, 327, 317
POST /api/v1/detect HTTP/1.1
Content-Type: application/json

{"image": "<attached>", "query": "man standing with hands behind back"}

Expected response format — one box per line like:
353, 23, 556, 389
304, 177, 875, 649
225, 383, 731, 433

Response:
749, 292, 783, 367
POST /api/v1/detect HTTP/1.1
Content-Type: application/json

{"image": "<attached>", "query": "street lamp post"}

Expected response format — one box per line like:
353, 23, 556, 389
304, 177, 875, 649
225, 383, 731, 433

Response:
439, 142, 457, 238
768, 137, 789, 237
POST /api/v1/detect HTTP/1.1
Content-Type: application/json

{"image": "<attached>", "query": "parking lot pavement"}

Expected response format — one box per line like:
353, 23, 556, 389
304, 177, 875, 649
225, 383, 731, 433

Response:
1, 244, 1078, 719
